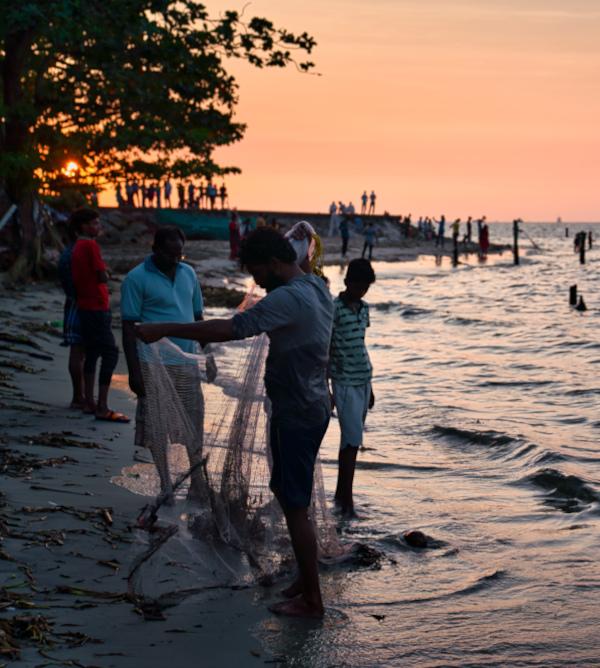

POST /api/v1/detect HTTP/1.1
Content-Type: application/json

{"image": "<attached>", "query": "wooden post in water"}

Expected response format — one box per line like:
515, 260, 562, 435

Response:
570, 285, 577, 306
513, 219, 520, 265
580, 233, 586, 264
565, 227, 569, 238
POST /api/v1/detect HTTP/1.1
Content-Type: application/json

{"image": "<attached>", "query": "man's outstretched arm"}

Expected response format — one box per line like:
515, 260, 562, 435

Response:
135, 319, 234, 345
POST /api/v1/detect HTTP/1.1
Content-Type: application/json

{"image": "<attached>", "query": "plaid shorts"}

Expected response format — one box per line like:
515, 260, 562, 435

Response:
62, 298, 83, 346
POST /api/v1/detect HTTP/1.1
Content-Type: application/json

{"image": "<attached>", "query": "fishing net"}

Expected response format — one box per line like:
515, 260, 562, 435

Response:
133, 293, 344, 582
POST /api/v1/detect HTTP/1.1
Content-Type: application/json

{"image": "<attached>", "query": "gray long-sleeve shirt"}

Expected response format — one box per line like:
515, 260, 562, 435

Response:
232, 274, 333, 428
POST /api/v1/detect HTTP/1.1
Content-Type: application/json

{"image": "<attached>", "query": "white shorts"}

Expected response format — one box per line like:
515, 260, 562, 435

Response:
332, 381, 371, 449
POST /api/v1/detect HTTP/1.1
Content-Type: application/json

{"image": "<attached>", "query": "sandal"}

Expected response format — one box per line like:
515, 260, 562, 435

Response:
95, 410, 130, 423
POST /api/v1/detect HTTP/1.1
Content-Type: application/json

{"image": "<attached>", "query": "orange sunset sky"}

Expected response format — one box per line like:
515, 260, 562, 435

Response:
105, 1, 600, 221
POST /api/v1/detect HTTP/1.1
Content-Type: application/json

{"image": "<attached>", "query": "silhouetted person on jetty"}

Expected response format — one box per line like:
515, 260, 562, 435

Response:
463, 216, 472, 243
136, 227, 334, 619
164, 180, 172, 208
368, 190, 376, 215
361, 190, 368, 215
132, 180, 140, 207
330, 259, 376, 517
208, 182, 217, 209
115, 183, 124, 208
146, 183, 155, 208
476, 216, 486, 248
434, 215, 446, 248
219, 183, 228, 209
177, 182, 185, 209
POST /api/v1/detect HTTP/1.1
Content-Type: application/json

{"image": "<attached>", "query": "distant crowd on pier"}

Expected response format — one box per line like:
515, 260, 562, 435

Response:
327, 194, 491, 261
114, 180, 230, 210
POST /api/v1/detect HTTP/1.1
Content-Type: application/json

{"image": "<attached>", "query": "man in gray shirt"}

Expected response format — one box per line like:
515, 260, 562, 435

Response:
136, 228, 333, 619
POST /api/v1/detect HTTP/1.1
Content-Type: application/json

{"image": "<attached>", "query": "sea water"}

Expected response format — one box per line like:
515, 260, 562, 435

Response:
257, 223, 600, 667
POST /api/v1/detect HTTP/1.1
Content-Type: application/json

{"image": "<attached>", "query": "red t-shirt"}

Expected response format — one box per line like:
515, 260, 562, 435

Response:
71, 238, 109, 311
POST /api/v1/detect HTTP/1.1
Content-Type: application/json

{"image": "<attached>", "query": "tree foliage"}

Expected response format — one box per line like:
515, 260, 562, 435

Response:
0, 0, 316, 201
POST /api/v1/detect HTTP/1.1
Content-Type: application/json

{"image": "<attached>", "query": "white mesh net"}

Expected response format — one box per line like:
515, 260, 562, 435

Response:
131, 297, 344, 582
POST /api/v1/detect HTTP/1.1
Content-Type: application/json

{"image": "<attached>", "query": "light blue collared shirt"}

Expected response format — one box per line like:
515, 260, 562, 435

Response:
121, 256, 203, 354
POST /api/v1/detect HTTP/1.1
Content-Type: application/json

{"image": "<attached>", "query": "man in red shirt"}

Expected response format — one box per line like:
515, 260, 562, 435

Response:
70, 208, 129, 422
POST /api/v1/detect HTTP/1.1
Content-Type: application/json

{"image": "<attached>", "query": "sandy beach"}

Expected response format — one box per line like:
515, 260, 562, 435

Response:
0, 224, 510, 665
0, 282, 283, 666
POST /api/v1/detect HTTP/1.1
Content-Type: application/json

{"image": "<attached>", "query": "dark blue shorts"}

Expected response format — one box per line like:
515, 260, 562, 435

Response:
269, 416, 330, 509
78, 309, 116, 349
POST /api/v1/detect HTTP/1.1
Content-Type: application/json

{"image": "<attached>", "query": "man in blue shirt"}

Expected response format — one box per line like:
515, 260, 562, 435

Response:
121, 226, 216, 500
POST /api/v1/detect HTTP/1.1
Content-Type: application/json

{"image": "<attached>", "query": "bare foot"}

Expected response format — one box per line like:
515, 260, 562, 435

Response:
268, 598, 324, 619
281, 578, 303, 599
69, 400, 86, 410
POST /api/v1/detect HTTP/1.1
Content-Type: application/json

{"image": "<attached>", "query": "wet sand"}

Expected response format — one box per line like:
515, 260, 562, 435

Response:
0, 286, 274, 665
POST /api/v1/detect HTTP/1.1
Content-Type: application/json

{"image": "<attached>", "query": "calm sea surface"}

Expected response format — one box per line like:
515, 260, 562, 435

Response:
256, 223, 600, 667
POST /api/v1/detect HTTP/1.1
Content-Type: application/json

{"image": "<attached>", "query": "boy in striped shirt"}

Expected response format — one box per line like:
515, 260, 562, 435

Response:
329, 259, 376, 516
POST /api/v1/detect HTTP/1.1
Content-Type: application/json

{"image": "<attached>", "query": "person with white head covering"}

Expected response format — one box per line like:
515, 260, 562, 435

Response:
285, 221, 325, 278
285, 220, 316, 273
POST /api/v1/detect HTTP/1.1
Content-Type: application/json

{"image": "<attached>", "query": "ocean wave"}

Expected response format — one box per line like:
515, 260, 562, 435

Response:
477, 379, 555, 388
344, 569, 506, 607
523, 468, 599, 511
445, 316, 515, 329
565, 388, 600, 397
532, 450, 566, 465
432, 425, 517, 448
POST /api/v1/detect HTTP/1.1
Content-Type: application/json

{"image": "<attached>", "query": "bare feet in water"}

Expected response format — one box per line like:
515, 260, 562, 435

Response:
269, 598, 324, 619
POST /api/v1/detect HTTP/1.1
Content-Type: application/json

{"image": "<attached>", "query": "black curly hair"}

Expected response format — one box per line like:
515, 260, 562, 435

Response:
346, 258, 376, 284
239, 227, 297, 267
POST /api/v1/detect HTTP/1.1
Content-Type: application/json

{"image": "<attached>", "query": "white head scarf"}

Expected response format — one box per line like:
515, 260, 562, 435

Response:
285, 220, 316, 265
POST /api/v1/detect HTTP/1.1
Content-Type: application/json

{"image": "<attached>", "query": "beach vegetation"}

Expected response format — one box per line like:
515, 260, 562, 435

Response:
0, 0, 316, 279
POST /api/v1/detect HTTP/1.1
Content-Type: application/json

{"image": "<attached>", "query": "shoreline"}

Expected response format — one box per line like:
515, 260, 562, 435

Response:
0, 229, 510, 663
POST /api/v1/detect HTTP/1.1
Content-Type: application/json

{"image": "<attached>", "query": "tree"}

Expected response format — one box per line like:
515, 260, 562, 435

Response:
0, 0, 316, 278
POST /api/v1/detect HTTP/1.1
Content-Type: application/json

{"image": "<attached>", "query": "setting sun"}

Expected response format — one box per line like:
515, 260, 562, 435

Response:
62, 160, 79, 178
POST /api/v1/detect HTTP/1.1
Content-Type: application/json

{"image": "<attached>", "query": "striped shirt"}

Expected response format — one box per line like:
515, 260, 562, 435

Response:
329, 295, 372, 385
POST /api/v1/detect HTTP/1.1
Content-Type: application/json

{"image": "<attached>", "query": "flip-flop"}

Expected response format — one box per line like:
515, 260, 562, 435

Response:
95, 410, 130, 423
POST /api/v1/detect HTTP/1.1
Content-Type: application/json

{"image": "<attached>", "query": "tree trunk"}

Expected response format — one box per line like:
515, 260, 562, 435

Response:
1, 28, 41, 281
